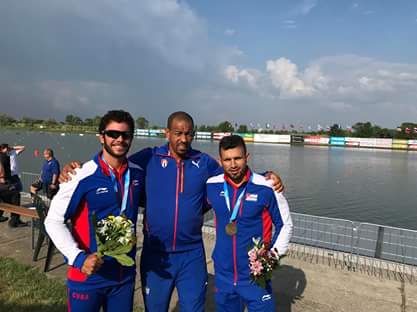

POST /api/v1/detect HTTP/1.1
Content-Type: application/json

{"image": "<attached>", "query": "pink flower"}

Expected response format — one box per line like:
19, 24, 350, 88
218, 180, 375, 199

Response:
250, 260, 263, 276
248, 249, 257, 262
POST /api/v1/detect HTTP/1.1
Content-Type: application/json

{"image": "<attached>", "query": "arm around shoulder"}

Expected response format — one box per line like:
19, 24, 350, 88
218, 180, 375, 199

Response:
270, 191, 293, 256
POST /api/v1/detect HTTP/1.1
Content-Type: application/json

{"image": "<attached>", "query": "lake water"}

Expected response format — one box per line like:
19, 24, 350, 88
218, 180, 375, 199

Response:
1, 130, 417, 230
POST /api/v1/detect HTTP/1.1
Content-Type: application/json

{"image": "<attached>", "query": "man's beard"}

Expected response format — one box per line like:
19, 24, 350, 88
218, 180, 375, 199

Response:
103, 141, 130, 159
228, 166, 247, 184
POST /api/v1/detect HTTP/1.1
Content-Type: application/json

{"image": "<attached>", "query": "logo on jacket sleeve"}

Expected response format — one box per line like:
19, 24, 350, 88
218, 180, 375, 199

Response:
245, 193, 258, 201
96, 187, 109, 194
191, 160, 200, 168
161, 159, 168, 168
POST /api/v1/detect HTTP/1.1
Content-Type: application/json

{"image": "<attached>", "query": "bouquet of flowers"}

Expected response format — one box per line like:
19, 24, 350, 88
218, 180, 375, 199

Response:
248, 237, 280, 288
93, 214, 136, 266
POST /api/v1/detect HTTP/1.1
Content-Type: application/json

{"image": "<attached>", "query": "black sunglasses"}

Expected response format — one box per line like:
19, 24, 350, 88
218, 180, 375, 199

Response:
102, 130, 132, 140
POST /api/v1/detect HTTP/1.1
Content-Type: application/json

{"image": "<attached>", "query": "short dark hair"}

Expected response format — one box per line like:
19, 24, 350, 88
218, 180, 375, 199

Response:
167, 111, 194, 129
0, 143, 9, 151
219, 135, 247, 156
99, 110, 135, 136
44, 148, 54, 157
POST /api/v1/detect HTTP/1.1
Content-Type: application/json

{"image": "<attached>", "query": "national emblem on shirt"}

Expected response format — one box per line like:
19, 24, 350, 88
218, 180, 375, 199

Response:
245, 193, 258, 202
161, 159, 168, 168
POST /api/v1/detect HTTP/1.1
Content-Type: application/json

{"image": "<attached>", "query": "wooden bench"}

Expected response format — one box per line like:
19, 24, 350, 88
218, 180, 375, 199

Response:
0, 202, 39, 219
0, 201, 56, 272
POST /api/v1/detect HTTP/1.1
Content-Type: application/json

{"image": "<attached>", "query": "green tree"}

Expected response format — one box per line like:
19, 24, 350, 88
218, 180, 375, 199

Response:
0, 114, 15, 126
21, 117, 36, 127
65, 114, 83, 125
216, 121, 234, 132
329, 124, 345, 137
65, 114, 75, 124
44, 118, 58, 127
395, 122, 417, 139
136, 116, 149, 129
352, 122, 375, 138
237, 124, 248, 133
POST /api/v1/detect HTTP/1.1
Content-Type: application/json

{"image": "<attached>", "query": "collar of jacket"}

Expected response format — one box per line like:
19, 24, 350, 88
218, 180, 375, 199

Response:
154, 143, 202, 160
94, 152, 128, 177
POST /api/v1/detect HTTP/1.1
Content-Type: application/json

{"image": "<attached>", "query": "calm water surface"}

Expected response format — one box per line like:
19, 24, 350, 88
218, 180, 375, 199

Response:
1, 130, 416, 230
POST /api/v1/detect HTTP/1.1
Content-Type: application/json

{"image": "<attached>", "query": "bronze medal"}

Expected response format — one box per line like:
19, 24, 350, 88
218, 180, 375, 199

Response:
225, 222, 237, 236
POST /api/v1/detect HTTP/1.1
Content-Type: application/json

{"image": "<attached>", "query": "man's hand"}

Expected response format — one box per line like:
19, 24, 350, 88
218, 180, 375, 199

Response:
49, 184, 57, 190
59, 161, 82, 183
81, 253, 103, 276
265, 171, 284, 192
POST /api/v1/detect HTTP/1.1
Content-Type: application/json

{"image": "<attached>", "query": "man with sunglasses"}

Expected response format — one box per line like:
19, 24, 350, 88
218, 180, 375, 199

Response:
61, 111, 284, 311
45, 110, 145, 312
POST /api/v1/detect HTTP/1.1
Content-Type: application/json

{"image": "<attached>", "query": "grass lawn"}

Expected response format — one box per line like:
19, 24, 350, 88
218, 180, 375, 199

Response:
0, 257, 66, 311
0, 257, 144, 312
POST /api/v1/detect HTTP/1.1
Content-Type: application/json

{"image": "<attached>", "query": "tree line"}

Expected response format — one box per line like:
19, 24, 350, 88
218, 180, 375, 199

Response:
1, 113, 416, 139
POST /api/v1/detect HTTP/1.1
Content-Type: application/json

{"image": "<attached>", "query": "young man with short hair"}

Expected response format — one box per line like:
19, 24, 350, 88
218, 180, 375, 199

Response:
206, 135, 293, 312
45, 110, 145, 312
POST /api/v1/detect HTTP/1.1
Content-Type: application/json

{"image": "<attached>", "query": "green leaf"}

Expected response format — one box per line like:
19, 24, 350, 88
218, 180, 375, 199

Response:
257, 277, 266, 289
106, 243, 133, 255
110, 254, 135, 266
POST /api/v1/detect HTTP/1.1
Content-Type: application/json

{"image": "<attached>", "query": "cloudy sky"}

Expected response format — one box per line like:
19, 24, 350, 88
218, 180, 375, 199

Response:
1, 0, 417, 128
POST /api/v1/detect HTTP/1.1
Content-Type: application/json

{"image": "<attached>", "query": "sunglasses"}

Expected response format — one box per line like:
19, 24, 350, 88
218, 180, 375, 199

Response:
102, 130, 132, 140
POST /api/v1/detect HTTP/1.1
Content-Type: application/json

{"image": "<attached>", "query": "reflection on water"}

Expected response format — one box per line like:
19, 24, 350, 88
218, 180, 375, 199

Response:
1, 130, 416, 230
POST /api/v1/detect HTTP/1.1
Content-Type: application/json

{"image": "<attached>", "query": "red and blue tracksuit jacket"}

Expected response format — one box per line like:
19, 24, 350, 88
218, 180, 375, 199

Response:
45, 153, 145, 290
206, 170, 293, 289
128, 143, 220, 252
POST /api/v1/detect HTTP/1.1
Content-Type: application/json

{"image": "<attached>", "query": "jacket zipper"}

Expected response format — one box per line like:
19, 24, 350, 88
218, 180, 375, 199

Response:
231, 186, 238, 286
172, 160, 183, 251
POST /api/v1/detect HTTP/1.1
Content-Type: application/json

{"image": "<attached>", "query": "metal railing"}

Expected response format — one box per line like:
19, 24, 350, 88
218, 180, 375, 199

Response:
20, 172, 52, 206
280, 213, 417, 282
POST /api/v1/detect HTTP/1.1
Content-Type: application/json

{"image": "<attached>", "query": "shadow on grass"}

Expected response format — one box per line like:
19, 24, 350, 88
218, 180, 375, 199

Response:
171, 264, 306, 312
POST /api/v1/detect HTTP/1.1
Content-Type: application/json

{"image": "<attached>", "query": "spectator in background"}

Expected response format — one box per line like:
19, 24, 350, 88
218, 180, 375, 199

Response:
30, 148, 60, 199
8, 145, 25, 201
0, 143, 28, 227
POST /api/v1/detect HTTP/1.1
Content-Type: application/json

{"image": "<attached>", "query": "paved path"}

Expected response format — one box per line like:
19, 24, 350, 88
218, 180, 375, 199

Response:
1, 217, 416, 311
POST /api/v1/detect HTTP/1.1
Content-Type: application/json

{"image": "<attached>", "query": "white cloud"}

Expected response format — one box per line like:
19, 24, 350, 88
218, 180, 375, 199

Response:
0, 0, 241, 121
224, 29, 236, 36
297, 0, 318, 15
281, 20, 297, 29
224, 65, 258, 89
266, 58, 315, 97
283, 0, 318, 21
352, 3, 359, 9
223, 54, 417, 123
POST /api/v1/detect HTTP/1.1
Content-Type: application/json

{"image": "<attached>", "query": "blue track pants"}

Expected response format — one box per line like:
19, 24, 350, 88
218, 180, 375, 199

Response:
67, 280, 134, 312
214, 283, 274, 312
140, 245, 207, 312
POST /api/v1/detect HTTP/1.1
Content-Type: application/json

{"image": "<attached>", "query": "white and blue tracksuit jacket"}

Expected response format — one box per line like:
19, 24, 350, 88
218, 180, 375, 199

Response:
45, 153, 145, 289
206, 170, 293, 289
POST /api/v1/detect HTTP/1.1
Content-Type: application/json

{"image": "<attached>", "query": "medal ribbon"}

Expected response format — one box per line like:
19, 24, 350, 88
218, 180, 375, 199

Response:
223, 180, 248, 224
101, 155, 130, 215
